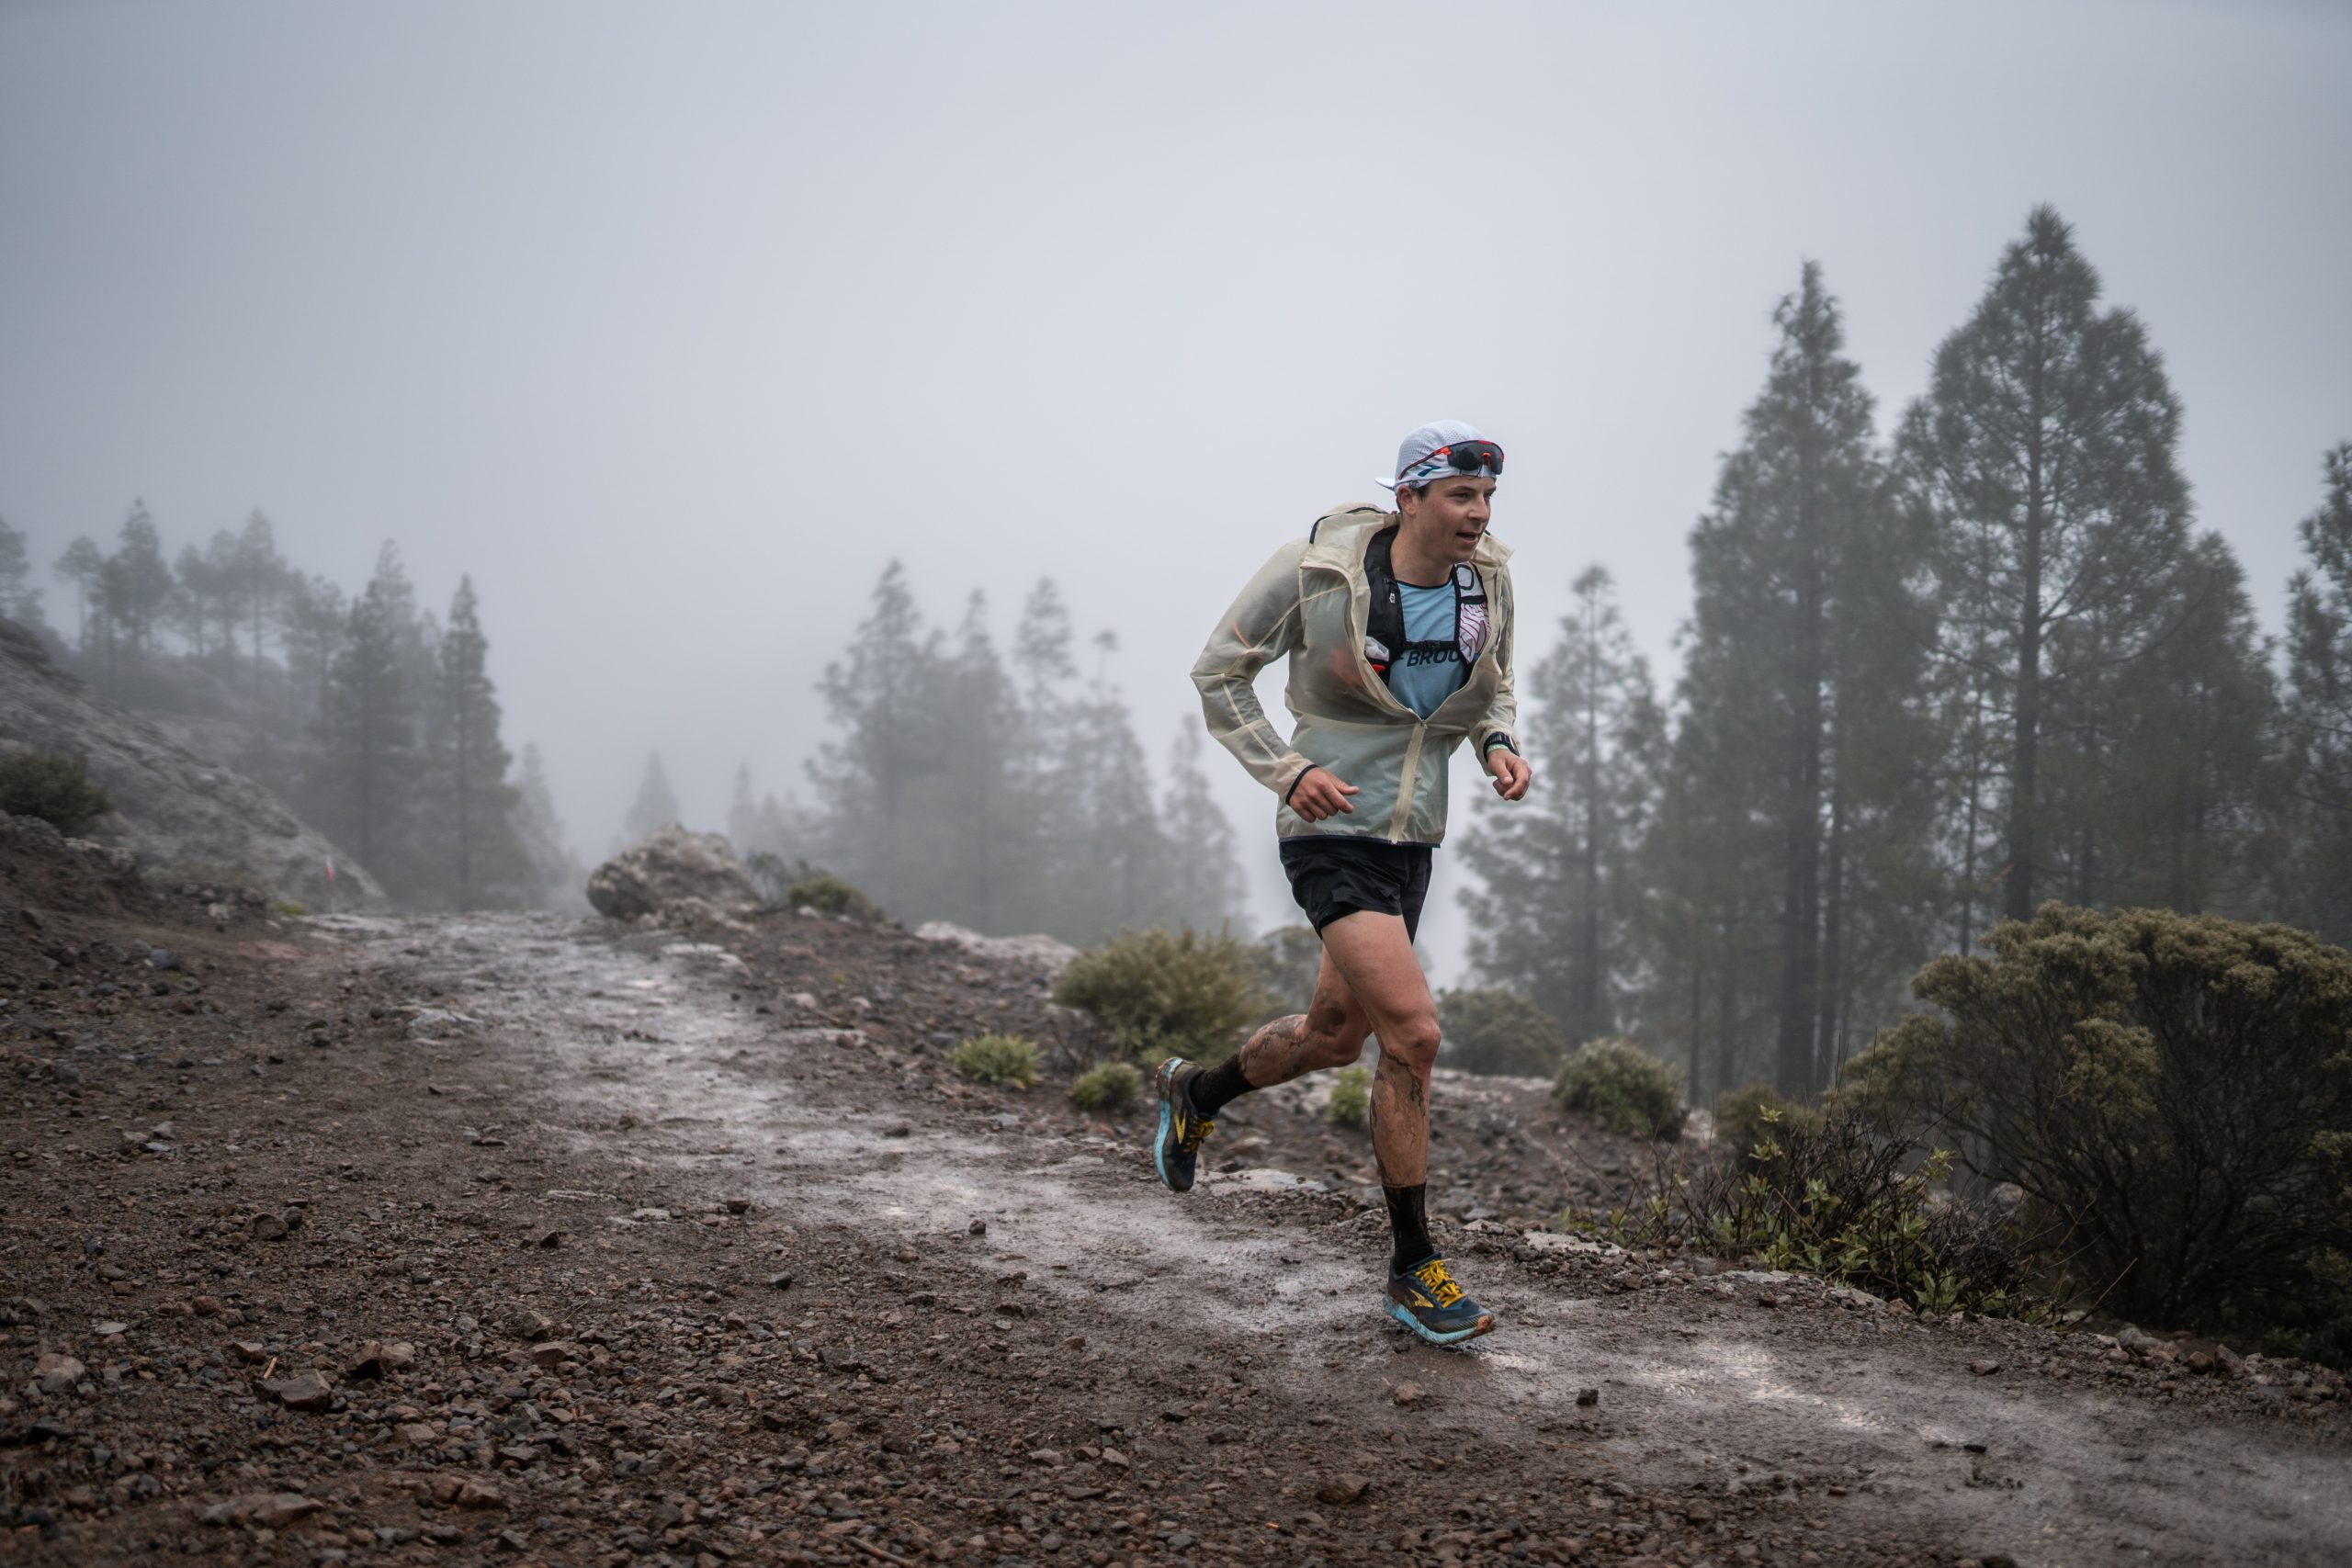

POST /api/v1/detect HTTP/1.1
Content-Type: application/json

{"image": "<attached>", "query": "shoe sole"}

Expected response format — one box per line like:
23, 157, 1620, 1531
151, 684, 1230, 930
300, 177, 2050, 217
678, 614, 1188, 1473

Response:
1152, 1059, 1191, 1193
1385, 1298, 1497, 1347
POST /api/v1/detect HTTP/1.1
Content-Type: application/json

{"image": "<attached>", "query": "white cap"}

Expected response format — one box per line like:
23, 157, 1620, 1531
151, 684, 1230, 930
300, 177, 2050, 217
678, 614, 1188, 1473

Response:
1379, 420, 1503, 491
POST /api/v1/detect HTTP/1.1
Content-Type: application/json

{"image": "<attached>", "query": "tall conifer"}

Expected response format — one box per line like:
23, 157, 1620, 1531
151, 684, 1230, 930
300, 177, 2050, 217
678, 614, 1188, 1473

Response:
1458, 565, 1663, 1047
2282, 443, 2352, 940
1659, 263, 1930, 1094
1898, 208, 2197, 921
424, 577, 525, 907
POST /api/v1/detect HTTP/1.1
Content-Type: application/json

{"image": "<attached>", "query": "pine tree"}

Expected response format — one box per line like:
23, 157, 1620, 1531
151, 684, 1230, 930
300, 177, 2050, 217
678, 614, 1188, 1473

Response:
230, 513, 288, 685
514, 743, 586, 910
2056, 534, 2271, 915
52, 536, 104, 650
422, 577, 525, 907
171, 535, 235, 660
809, 562, 945, 919
1659, 263, 1933, 1095
280, 573, 348, 723
1641, 665, 1785, 1100
622, 752, 682, 846
726, 766, 814, 863
1159, 726, 1245, 933
101, 502, 175, 660
314, 550, 420, 893
2282, 442, 2352, 941
1457, 565, 1664, 1047
1056, 631, 1182, 941
1898, 208, 2197, 922
0, 514, 40, 627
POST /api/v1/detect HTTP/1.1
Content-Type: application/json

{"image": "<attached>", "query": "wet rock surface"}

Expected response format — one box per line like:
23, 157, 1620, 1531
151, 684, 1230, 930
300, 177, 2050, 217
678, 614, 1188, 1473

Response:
584, 825, 760, 922
4, 819, 2348, 1565
0, 617, 385, 907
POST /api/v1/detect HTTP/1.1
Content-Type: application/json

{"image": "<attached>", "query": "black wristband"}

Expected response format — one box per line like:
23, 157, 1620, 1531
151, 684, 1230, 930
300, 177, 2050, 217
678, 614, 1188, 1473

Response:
1482, 733, 1519, 756
1283, 764, 1323, 805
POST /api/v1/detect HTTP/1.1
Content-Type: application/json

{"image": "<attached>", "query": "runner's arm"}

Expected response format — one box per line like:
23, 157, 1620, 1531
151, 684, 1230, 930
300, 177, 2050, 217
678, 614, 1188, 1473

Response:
1473, 565, 1521, 762
1192, 540, 1317, 800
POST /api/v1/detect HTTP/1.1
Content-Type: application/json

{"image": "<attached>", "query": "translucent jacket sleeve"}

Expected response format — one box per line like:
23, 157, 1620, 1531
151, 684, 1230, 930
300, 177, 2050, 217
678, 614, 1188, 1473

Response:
1192, 540, 1315, 800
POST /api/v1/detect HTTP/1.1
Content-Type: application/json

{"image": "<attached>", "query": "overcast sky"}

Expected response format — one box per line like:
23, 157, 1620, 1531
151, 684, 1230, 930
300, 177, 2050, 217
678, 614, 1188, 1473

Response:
4, 1, 2348, 979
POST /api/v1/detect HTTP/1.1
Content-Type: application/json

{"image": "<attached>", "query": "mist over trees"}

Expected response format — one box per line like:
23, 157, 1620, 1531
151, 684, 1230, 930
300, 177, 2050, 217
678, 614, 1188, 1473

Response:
791, 564, 1247, 946
1464, 208, 2349, 1098
15, 503, 569, 911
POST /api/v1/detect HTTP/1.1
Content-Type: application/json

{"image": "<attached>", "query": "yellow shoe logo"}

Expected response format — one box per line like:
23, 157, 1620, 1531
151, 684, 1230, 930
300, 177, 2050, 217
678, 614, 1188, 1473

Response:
1411, 1260, 1466, 1309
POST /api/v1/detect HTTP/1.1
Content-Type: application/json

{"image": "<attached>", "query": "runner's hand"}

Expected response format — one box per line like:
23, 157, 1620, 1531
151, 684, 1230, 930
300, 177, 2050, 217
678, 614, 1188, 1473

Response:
1289, 769, 1358, 822
1484, 748, 1532, 801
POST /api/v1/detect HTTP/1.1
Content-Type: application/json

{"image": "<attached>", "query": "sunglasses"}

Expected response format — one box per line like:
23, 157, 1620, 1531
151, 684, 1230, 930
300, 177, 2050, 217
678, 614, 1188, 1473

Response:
1411, 440, 1505, 478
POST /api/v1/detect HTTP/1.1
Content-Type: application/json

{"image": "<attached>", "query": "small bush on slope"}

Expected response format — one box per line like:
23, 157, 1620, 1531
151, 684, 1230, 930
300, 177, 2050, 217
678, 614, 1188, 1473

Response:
1326, 1066, 1371, 1128
0, 749, 112, 837
1553, 1038, 1684, 1138
1437, 987, 1565, 1077
948, 1033, 1040, 1089
1054, 928, 1261, 1065
1069, 1061, 1144, 1114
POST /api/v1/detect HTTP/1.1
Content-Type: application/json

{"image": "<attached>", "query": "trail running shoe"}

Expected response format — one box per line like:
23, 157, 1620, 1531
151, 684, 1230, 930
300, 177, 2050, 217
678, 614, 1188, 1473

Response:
1385, 1254, 1496, 1346
1152, 1056, 1216, 1193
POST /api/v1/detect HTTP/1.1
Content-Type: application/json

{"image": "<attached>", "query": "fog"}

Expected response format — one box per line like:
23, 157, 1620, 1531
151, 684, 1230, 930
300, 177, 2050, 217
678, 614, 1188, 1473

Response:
4, 1, 2348, 982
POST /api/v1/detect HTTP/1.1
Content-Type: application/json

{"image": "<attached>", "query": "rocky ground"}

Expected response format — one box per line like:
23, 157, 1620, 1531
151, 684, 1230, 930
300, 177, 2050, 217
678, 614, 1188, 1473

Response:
5, 824, 2349, 1567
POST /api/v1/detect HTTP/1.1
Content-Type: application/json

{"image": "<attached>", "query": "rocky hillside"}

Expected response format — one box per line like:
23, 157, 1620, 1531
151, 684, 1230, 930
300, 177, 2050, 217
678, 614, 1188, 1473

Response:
0, 618, 384, 908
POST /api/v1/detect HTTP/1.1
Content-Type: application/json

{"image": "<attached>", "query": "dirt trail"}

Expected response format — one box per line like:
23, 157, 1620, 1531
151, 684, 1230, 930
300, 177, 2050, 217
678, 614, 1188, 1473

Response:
324, 912, 2350, 1568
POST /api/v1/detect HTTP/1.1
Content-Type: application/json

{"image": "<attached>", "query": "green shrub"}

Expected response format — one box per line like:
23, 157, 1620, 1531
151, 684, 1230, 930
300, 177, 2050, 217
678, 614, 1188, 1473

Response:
1588, 1105, 2043, 1317
0, 749, 112, 836
1842, 903, 2352, 1348
1053, 927, 1263, 1064
1552, 1038, 1684, 1138
1438, 987, 1565, 1077
272, 899, 310, 917
947, 1032, 1040, 1089
1326, 1065, 1371, 1128
785, 872, 887, 925
1713, 1081, 1820, 1167
1069, 1060, 1145, 1114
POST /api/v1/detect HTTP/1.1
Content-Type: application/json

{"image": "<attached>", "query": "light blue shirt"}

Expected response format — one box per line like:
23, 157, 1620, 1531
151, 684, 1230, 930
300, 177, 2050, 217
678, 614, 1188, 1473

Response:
1388, 579, 1468, 719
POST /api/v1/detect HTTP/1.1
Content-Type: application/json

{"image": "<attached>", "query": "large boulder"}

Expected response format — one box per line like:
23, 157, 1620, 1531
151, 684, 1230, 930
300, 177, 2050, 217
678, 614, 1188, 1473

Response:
0, 618, 385, 908
587, 825, 759, 920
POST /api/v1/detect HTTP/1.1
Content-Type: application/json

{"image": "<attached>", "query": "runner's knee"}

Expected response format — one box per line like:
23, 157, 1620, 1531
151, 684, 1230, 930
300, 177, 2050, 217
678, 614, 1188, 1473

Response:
1377, 1017, 1442, 1074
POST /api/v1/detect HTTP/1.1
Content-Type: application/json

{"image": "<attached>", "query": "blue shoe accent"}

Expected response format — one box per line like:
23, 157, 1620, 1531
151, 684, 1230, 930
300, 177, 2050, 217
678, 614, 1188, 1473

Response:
1151, 1057, 1215, 1193
1385, 1255, 1495, 1345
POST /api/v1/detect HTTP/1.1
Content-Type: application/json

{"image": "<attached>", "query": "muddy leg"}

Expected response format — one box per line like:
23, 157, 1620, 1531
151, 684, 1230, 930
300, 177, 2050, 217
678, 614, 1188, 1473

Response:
1233, 949, 1371, 1089
1314, 912, 1441, 1190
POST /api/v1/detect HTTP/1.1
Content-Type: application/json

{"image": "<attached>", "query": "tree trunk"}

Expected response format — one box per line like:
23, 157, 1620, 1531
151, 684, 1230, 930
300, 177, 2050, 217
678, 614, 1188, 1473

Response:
1815, 773, 1846, 1098
1713, 918, 1738, 1100
2006, 375, 2048, 921
1774, 374, 1827, 1097
456, 716, 472, 905
1684, 953, 1704, 1111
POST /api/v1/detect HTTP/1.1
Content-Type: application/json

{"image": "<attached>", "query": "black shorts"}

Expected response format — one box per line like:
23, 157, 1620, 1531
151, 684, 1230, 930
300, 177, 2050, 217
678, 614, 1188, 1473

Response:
1279, 838, 1433, 940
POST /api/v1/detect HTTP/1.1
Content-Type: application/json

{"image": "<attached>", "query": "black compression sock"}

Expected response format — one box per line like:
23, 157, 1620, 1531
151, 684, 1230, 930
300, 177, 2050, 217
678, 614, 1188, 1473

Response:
1385, 1183, 1434, 1274
1186, 1056, 1255, 1118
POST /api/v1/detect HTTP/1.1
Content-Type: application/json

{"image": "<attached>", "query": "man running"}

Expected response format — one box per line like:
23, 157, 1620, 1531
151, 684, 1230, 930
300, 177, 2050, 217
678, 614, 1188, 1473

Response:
1158, 421, 1532, 1346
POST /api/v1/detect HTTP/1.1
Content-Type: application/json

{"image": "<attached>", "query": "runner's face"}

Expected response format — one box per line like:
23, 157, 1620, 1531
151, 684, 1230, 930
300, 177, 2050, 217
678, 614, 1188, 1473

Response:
1399, 477, 1496, 563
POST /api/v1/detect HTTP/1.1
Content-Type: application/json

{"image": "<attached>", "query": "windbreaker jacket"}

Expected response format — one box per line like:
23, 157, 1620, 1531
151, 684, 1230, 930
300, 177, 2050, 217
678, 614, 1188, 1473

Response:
1193, 504, 1519, 846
